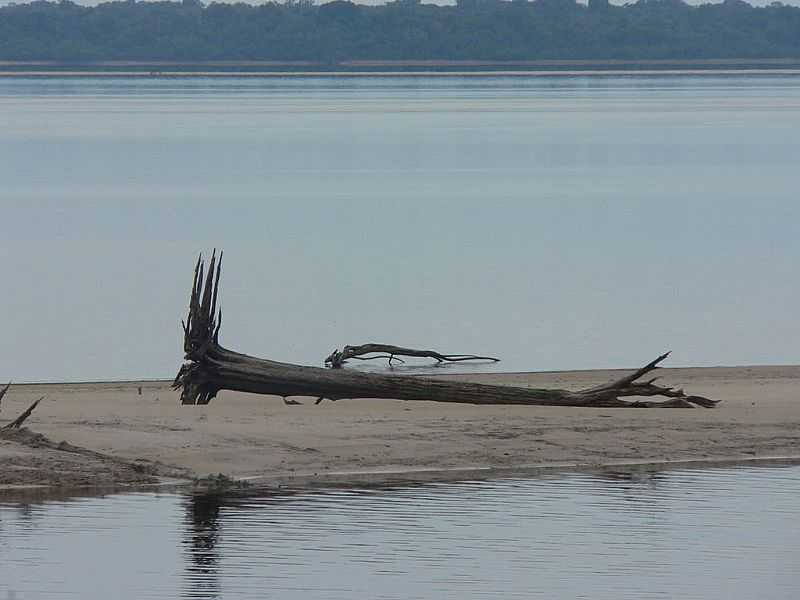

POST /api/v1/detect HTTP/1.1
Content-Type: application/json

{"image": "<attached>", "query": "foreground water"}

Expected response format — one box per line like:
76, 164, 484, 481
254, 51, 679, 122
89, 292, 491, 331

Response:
1, 465, 798, 599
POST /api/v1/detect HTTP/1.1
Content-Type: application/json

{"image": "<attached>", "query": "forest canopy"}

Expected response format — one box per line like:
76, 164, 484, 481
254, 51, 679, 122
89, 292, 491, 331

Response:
1, 0, 800, 62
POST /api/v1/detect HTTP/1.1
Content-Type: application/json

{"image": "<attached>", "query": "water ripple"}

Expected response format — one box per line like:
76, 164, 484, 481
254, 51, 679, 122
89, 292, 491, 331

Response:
0, 465, 798, 599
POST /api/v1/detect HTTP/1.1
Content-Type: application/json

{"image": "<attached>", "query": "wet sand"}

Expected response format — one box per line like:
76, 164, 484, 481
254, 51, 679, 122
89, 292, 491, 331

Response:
1, 365, 799, 490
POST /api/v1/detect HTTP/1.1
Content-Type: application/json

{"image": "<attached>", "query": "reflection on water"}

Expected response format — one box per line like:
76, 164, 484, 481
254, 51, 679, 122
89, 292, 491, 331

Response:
1, 465, 799, 599
184, 495, 221, 600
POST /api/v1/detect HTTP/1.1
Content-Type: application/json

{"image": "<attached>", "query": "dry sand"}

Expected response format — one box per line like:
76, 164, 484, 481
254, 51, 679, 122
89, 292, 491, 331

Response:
1, 365, 798, 491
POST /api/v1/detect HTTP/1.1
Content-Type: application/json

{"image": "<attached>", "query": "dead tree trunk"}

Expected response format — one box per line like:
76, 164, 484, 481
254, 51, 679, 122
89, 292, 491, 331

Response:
174, 253, 718, 409
325, 344, 500, 369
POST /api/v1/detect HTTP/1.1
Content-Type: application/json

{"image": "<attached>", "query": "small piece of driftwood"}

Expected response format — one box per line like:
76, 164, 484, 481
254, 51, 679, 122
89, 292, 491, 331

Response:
325, 344, 499, 369
2, 395, 44, 430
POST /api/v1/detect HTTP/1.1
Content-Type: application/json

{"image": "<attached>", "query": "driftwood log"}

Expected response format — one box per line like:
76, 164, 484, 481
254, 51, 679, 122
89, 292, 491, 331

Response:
173, 253, 718, 409
325, 344, 500, 369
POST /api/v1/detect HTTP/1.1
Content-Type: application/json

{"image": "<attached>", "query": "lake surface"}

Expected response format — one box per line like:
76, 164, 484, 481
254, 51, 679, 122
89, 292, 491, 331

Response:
1, 74, 800, 382
0, 465, 798, 599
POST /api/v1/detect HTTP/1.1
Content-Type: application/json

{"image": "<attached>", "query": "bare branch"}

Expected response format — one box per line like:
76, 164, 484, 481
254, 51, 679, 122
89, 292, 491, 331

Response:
325, 344, 499, 369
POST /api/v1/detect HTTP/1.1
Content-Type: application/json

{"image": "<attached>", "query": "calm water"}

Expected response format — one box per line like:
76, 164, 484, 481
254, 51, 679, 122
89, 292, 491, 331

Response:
1, 75, 800, 382
0, 465, 798, 599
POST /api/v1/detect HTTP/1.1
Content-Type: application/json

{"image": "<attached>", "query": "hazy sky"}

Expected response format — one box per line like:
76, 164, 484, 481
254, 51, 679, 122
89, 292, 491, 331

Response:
1, 75, 798, 382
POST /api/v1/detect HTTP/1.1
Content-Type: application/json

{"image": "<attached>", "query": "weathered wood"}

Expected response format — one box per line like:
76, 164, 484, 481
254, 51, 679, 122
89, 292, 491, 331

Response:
174, 253, 719, 409
325, 344, 499, 369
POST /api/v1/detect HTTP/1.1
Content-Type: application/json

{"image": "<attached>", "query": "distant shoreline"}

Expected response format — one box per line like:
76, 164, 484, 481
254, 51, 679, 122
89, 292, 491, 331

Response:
4, 58, 800, 67
2, 58, 800, 77
4, 69, 800, 78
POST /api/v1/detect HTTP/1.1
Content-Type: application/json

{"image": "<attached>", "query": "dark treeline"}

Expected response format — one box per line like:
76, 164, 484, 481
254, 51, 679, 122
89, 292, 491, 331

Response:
1, 0, 800, 62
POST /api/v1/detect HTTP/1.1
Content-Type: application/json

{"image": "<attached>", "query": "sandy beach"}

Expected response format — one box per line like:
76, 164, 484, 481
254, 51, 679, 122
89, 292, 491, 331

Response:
1, 365, 798, 490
